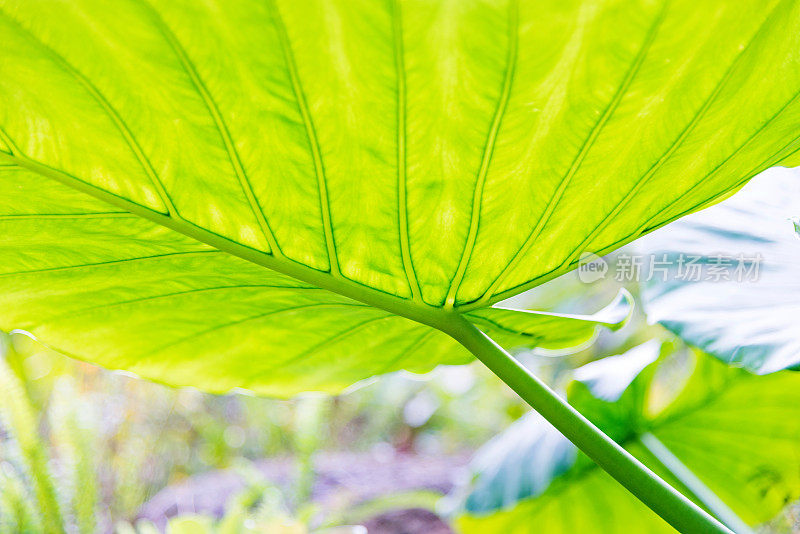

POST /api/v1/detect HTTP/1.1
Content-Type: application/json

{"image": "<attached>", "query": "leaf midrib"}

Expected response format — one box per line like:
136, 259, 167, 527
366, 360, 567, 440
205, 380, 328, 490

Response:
6, 1, 797, 322
0, 3, 462, 332
0, 8, 177, 217
0, 145, 456, 331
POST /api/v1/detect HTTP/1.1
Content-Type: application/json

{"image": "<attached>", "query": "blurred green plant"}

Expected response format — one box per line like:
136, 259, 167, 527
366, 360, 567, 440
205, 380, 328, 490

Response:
1, 331, 382, 533
0, 332, 88, 534
0, 328, 530, 531
454, 339, 800, 533
637, 167, 800, 374
121, 514, 365, 534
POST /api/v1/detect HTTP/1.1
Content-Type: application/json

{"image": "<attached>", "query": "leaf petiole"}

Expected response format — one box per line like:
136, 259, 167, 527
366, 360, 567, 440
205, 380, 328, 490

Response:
442, 315, 732, 534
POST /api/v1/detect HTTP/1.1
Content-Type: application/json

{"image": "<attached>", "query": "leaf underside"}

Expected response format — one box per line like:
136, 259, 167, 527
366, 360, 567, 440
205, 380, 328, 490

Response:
638, 167, 800, 374
1, 0, 799, 394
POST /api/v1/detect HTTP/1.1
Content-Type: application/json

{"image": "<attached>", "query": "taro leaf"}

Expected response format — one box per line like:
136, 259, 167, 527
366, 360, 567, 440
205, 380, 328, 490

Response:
1, 0, 799, 395
457, 343, 800, 533
638, 167, 800, 373
460, 410, 578, 516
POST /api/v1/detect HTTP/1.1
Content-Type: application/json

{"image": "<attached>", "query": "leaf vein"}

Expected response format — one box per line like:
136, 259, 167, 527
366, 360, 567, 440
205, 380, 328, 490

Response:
0, 9, 178, 216
376, 327, 439, 375
268, 0, 339, 273
637, 92, 800, 234
252, 313, 396, 380
138, 0, 281, 255
470, 107, 800, 309
0, 251, 220, 279
475, 2, 669, 306
0, 212, 132, 221
40, 284, 325, 324
141, 302, 369, 358
392, 0, 423, 301
445, 0, 519, 308
559, 0, 786, 268
0, 148, 444, 318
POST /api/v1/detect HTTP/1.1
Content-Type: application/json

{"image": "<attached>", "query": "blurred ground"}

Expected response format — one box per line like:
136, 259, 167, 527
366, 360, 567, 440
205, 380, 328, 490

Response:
139, 451, 469, 531
361, 509, 452, 534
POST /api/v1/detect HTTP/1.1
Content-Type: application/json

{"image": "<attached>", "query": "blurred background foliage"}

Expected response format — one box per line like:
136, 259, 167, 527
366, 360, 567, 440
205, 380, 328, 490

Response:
0, 319, 526, 533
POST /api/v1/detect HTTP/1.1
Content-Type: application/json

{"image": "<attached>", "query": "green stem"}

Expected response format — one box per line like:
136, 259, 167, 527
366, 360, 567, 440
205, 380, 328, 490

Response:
444, 317, 731, 534
639, 433, 754, 534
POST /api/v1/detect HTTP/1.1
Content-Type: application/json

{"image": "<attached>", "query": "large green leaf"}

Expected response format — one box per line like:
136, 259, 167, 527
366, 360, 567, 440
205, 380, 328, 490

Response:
456, 343, 800, 532
638, 167, 800, 373
1, 0, 799, 394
